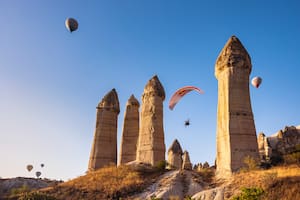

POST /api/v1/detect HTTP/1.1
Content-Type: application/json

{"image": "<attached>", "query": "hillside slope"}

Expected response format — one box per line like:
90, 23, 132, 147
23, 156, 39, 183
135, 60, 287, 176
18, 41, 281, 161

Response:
4, 164, 300, 200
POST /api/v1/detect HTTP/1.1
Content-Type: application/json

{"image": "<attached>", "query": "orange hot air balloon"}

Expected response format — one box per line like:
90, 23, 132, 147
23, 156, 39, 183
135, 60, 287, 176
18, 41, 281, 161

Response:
251, 76, 262, 88
26, 164, 33, 172
169, 86, 204, 110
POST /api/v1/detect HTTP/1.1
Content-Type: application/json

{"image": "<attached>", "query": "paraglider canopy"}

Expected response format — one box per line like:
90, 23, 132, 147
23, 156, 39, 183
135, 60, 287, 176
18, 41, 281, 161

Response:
169, 86, 204, 110
26, 164, 33, 172
65, 18, 78, 32
251, 76, 262, 88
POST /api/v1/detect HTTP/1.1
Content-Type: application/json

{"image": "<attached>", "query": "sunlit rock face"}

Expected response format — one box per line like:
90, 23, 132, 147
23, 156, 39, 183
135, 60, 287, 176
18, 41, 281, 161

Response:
119, 95, 140, 165
257, 133, 272, 161
136, 75, 166, 166
167, 139, 183, 169
88, 89, 120, 171
182, 151, 192, 170
267, 126, 300, 156
215, 36, 259, 179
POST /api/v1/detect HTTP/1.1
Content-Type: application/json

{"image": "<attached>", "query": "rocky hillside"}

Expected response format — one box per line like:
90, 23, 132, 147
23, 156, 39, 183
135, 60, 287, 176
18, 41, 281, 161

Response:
0, 177, 61, 199
3, 164, 300, 200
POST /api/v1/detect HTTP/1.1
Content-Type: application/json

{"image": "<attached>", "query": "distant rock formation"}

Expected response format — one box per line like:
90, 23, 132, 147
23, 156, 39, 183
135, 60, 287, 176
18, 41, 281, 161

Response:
167, 139, 183, 169
136, 75, 166, 166
88, 89, 120, 171
0, 177, 62, 198
215, 36, 259, 178
182, 151, 192, 170
119, 95, 140, 165
257, 132, 272, 161
262, 125, 300, 160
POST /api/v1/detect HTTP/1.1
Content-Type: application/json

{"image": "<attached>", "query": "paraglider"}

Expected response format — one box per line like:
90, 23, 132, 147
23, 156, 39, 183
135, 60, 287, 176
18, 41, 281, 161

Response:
26, 164, 33, 172
65, 18, 78, 32
35, 171, 41, 178
169, 86, 204, 110
184, 119, 190, 127
41, 163, 44, 168
251, 76, 262, 88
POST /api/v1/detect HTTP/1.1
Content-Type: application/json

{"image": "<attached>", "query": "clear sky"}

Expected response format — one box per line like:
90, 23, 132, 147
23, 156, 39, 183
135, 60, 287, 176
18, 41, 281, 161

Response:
0, 0, 299, 181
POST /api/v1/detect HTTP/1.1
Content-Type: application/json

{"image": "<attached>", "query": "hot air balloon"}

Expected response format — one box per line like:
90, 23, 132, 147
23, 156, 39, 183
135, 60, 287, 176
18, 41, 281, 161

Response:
251, 76, 262, 88
35, 171, 41, 178
41, 163, 44, 168
169, 86, 204, 110
65, 18, 78, 32
26, 164, 33, 172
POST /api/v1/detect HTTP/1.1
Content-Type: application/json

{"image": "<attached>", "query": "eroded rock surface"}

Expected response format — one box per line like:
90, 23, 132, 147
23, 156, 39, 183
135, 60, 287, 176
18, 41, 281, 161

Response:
215, 36, 259, 178
119, 95, 140, 165
167, 139, 183, 169
136, 75, 166, 166
88, 89, 120, 171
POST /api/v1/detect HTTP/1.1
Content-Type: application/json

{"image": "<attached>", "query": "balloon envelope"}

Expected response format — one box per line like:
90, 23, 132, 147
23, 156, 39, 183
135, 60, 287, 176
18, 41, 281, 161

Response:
251, 76, 262, 88
26, 165, 33, 172
65, 18, 78, 32
169, 86, 204, 110
35, 171, 41, 178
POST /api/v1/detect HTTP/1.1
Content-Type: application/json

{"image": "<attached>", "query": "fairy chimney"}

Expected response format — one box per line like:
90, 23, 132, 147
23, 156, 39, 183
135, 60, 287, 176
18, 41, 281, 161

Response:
119, 95, 140, 165
215, 36, 259, 178
136, 75, 166, 165
182, 151, 192, 170
88, 89, 120, 171
167, 139, 183, 169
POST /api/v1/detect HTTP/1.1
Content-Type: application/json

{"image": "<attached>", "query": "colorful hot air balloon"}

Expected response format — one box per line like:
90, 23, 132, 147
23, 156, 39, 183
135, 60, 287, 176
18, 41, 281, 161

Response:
65, 18, 78, 32
251, 76, 262, 88
26, 164, 33, 172
35, 171, 41, 178
169, 86, 204, 110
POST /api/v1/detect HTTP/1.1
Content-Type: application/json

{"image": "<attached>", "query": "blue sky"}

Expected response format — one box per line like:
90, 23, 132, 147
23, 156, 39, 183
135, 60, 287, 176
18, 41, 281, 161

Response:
0, 0, 299, 180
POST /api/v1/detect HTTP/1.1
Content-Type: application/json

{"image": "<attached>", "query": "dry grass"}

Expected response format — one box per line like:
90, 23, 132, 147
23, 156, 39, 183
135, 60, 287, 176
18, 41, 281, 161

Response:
40, 165, 164, 200
224, 164, 300, 200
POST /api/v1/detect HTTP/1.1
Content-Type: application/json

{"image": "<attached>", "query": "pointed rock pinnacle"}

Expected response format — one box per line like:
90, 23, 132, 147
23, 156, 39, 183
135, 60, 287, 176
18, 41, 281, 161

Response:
127, 94, 140, 107
215, 36, 252, 77
168, 139, 183, 154
97, 88, 120, 114
143, 75, 165, 100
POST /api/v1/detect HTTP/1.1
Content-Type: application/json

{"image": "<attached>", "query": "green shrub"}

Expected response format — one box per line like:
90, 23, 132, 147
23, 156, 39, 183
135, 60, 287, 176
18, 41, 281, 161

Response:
10, 184, 31, 195
243, 156, 259, 171
283, 152, 300, 165
155, 160, 167, 171
231, 187, 264, 200
18, 192, 57, 200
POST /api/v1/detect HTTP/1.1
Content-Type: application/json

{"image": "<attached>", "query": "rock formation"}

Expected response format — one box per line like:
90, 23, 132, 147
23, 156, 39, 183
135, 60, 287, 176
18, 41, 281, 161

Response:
136, 75, 166, 166
257, 132, 272, 161
267, 125, 300, 156
182, 151, 192, 170
167, 139, 183, 169
119, 95, 140, 165
88, 89, 120, 171
215, 36, 259, 178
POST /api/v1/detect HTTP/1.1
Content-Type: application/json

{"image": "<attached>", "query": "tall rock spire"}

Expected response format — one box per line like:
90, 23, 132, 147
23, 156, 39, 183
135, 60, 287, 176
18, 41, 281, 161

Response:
215, 36, 259, 178
136, 75, 166, 165
88, 88, 120, 171
119, 94, 140, 165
